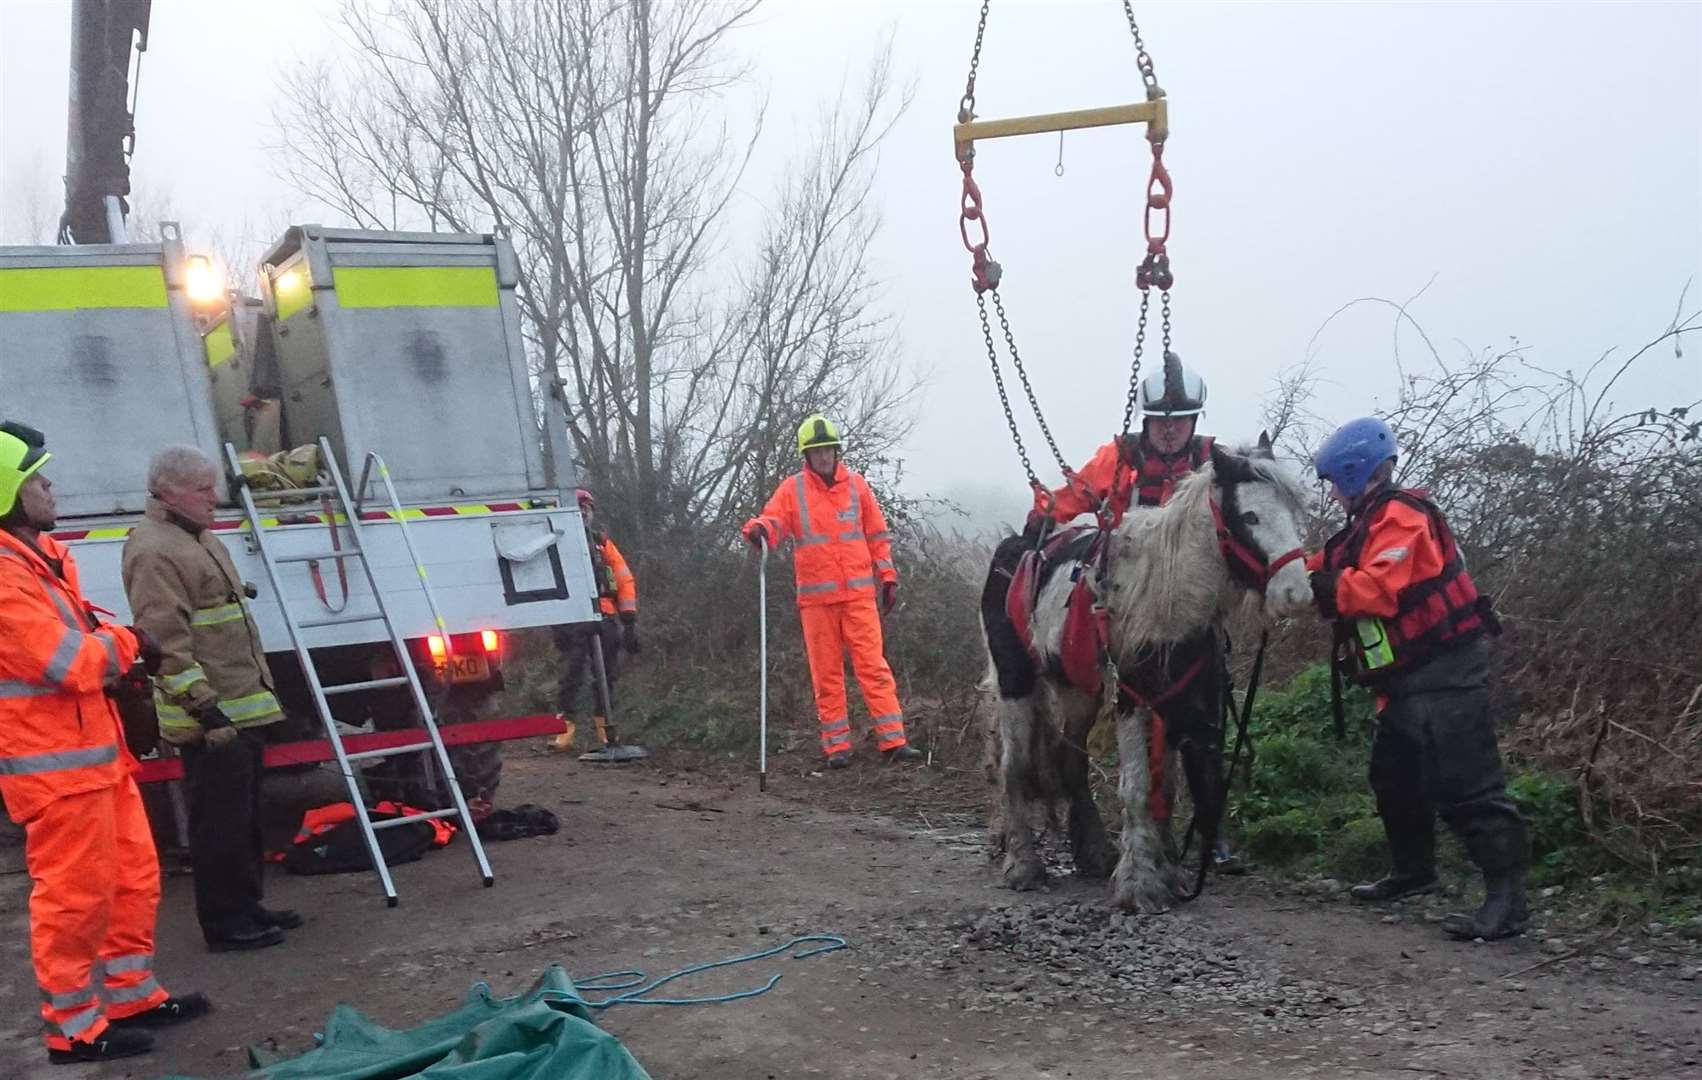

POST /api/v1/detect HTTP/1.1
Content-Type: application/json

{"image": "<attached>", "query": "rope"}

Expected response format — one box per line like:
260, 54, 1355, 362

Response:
471, 935, 849, 1011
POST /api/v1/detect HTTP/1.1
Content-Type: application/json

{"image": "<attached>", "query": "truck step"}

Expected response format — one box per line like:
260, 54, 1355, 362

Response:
321, 676, 411, 696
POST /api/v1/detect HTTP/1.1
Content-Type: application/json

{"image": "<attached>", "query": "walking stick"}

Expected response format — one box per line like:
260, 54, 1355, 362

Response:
758, 536, 769, 792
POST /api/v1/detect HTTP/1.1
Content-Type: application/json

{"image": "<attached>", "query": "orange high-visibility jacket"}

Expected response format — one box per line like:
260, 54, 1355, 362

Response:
0, 529, 139, 823
590, 533, 637, 619
1305, 493, 1450, 619
749, 464, 898, 607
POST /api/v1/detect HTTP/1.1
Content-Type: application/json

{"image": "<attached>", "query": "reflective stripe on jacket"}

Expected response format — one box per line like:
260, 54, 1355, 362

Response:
121, 501, 283, 743
749, 464, 897, 608
1042, 435, 1214, 525
0, 529, 138, 823
1320, 487, 1485, 682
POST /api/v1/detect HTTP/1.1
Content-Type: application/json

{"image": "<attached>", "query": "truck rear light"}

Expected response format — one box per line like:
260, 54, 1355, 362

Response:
480, 629, 500, 654
427, 635, 447, 664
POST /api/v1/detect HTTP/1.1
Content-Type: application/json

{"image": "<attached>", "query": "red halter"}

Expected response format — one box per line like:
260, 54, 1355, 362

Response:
1209, 494, 1306, 593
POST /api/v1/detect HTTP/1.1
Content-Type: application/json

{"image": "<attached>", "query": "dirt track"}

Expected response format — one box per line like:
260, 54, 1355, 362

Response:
3, 750, 1699, 1079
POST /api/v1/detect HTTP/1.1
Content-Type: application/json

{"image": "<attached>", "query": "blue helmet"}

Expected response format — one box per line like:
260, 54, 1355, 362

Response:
1315, 417, 1398, 500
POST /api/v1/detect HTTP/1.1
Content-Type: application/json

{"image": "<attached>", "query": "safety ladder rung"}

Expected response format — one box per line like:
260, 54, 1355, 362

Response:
370, 808, 462, 831
322, 676, 411, 696
253, 484, 342, 500
345, 740, 435, 763
275, 548, 361, 564
298, 612, 386, 629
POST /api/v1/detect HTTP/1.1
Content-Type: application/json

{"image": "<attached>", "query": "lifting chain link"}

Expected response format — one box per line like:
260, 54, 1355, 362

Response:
1122, 0, 1162, 98
959, 0, 992, 124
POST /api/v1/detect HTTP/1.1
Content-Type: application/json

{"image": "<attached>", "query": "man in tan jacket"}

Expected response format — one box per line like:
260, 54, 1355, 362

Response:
122, 446, 299, 952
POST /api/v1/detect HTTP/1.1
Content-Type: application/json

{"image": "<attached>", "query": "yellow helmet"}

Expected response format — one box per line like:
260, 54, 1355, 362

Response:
796, 414, 843, 455
0, 421, 51, 518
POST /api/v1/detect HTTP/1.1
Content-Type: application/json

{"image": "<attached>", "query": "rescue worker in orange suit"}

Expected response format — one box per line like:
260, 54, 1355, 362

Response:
1022, 353, 1243, 872
0, 421, 210, 1065
1310, 417, 1528, 941
742, 415, 923, 768
549, 488, 643, 761
122, 445, 298, 953
1027, 352, 1214, 535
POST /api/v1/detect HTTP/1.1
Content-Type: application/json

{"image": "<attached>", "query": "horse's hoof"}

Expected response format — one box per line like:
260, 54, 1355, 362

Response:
1002, 859, 1047, 891
1113, 879, 1173, 915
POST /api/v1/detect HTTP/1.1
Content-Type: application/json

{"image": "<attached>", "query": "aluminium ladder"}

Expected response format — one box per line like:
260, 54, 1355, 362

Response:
224, 437, 494, 906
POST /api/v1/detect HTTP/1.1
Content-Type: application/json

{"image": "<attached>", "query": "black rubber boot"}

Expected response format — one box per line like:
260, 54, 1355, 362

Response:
1442, 871, 1529, 940
110, 992, 213, 1029
253, 906, 304, 930
1349, 871, 1439, 902
47, 1027, 153, 1064
826, 751, 851, 770
882, 744, 923, 764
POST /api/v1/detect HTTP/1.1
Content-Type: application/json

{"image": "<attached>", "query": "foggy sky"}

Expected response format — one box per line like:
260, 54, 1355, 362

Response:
3, 0, 1698, 530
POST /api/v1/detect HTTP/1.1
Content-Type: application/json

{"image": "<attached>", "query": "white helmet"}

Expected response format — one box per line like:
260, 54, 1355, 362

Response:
1137, 351, 1207, 418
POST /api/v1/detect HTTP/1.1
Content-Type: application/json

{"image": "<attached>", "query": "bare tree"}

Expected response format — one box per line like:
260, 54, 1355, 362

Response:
272, 0, 915, 546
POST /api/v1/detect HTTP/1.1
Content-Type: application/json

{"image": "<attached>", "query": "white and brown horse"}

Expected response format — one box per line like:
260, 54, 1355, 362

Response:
981, 436, 1312, 912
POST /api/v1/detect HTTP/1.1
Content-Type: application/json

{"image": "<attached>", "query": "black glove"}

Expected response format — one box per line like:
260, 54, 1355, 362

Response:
622, 621, 641, 655
194, 704, 240, 749
879, 580, 899, 616
108, 661, 152, 703
1309, 570, 1340, 620
129, 626, 163, 675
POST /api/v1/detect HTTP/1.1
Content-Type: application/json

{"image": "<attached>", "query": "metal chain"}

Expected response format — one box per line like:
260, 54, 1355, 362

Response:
1122, 0, 1160, 94
1161, 289, 1173, 356
991, 290, 1075, 482
1121, 290, 1151, 438
960, 0, 993, 122
977, 292, 1038, 488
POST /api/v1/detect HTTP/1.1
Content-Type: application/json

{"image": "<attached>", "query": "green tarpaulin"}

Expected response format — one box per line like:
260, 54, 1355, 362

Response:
166, 967, 653, 1080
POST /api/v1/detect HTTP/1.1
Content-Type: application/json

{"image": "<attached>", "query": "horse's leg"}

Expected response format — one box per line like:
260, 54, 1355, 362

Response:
982, 537, 1046, 889
1112, 704, 1173, 914
1057, 688, 1112, 880
998, 693, 1047, 889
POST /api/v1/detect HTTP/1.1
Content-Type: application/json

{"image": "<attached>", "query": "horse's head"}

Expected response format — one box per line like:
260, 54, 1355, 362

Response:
1209, 433, 1312, 619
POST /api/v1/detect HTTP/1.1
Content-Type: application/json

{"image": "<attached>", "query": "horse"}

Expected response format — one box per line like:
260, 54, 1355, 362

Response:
980, 435, 1313, 913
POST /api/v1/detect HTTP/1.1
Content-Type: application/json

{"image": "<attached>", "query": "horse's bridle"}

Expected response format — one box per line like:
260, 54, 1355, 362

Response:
1209, 494, 1306, 594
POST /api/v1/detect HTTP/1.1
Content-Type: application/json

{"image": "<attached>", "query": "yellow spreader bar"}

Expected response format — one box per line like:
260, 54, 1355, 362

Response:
953, 100, 1167, 161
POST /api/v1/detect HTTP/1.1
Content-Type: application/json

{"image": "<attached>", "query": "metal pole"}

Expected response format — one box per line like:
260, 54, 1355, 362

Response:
103, 196, 127, 243
759, 538, 768, 793
590, 630, 616, 740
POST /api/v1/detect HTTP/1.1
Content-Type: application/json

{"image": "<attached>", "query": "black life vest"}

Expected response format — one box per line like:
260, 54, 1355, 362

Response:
1322, 488, 1485, 682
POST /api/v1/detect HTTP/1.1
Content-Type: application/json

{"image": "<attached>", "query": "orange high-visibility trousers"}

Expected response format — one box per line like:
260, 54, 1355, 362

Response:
23, 776, 170, 1051
799, 599, 907, 756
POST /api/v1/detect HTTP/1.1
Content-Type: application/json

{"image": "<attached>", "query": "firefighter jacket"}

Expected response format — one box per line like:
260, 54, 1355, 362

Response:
1041, 434, 1215, 525
121, 501, 284, 744
0, 528, 140, 823
588, 531, 637, 621
748, 463, 898, 608
1310, 486, 1486, 683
